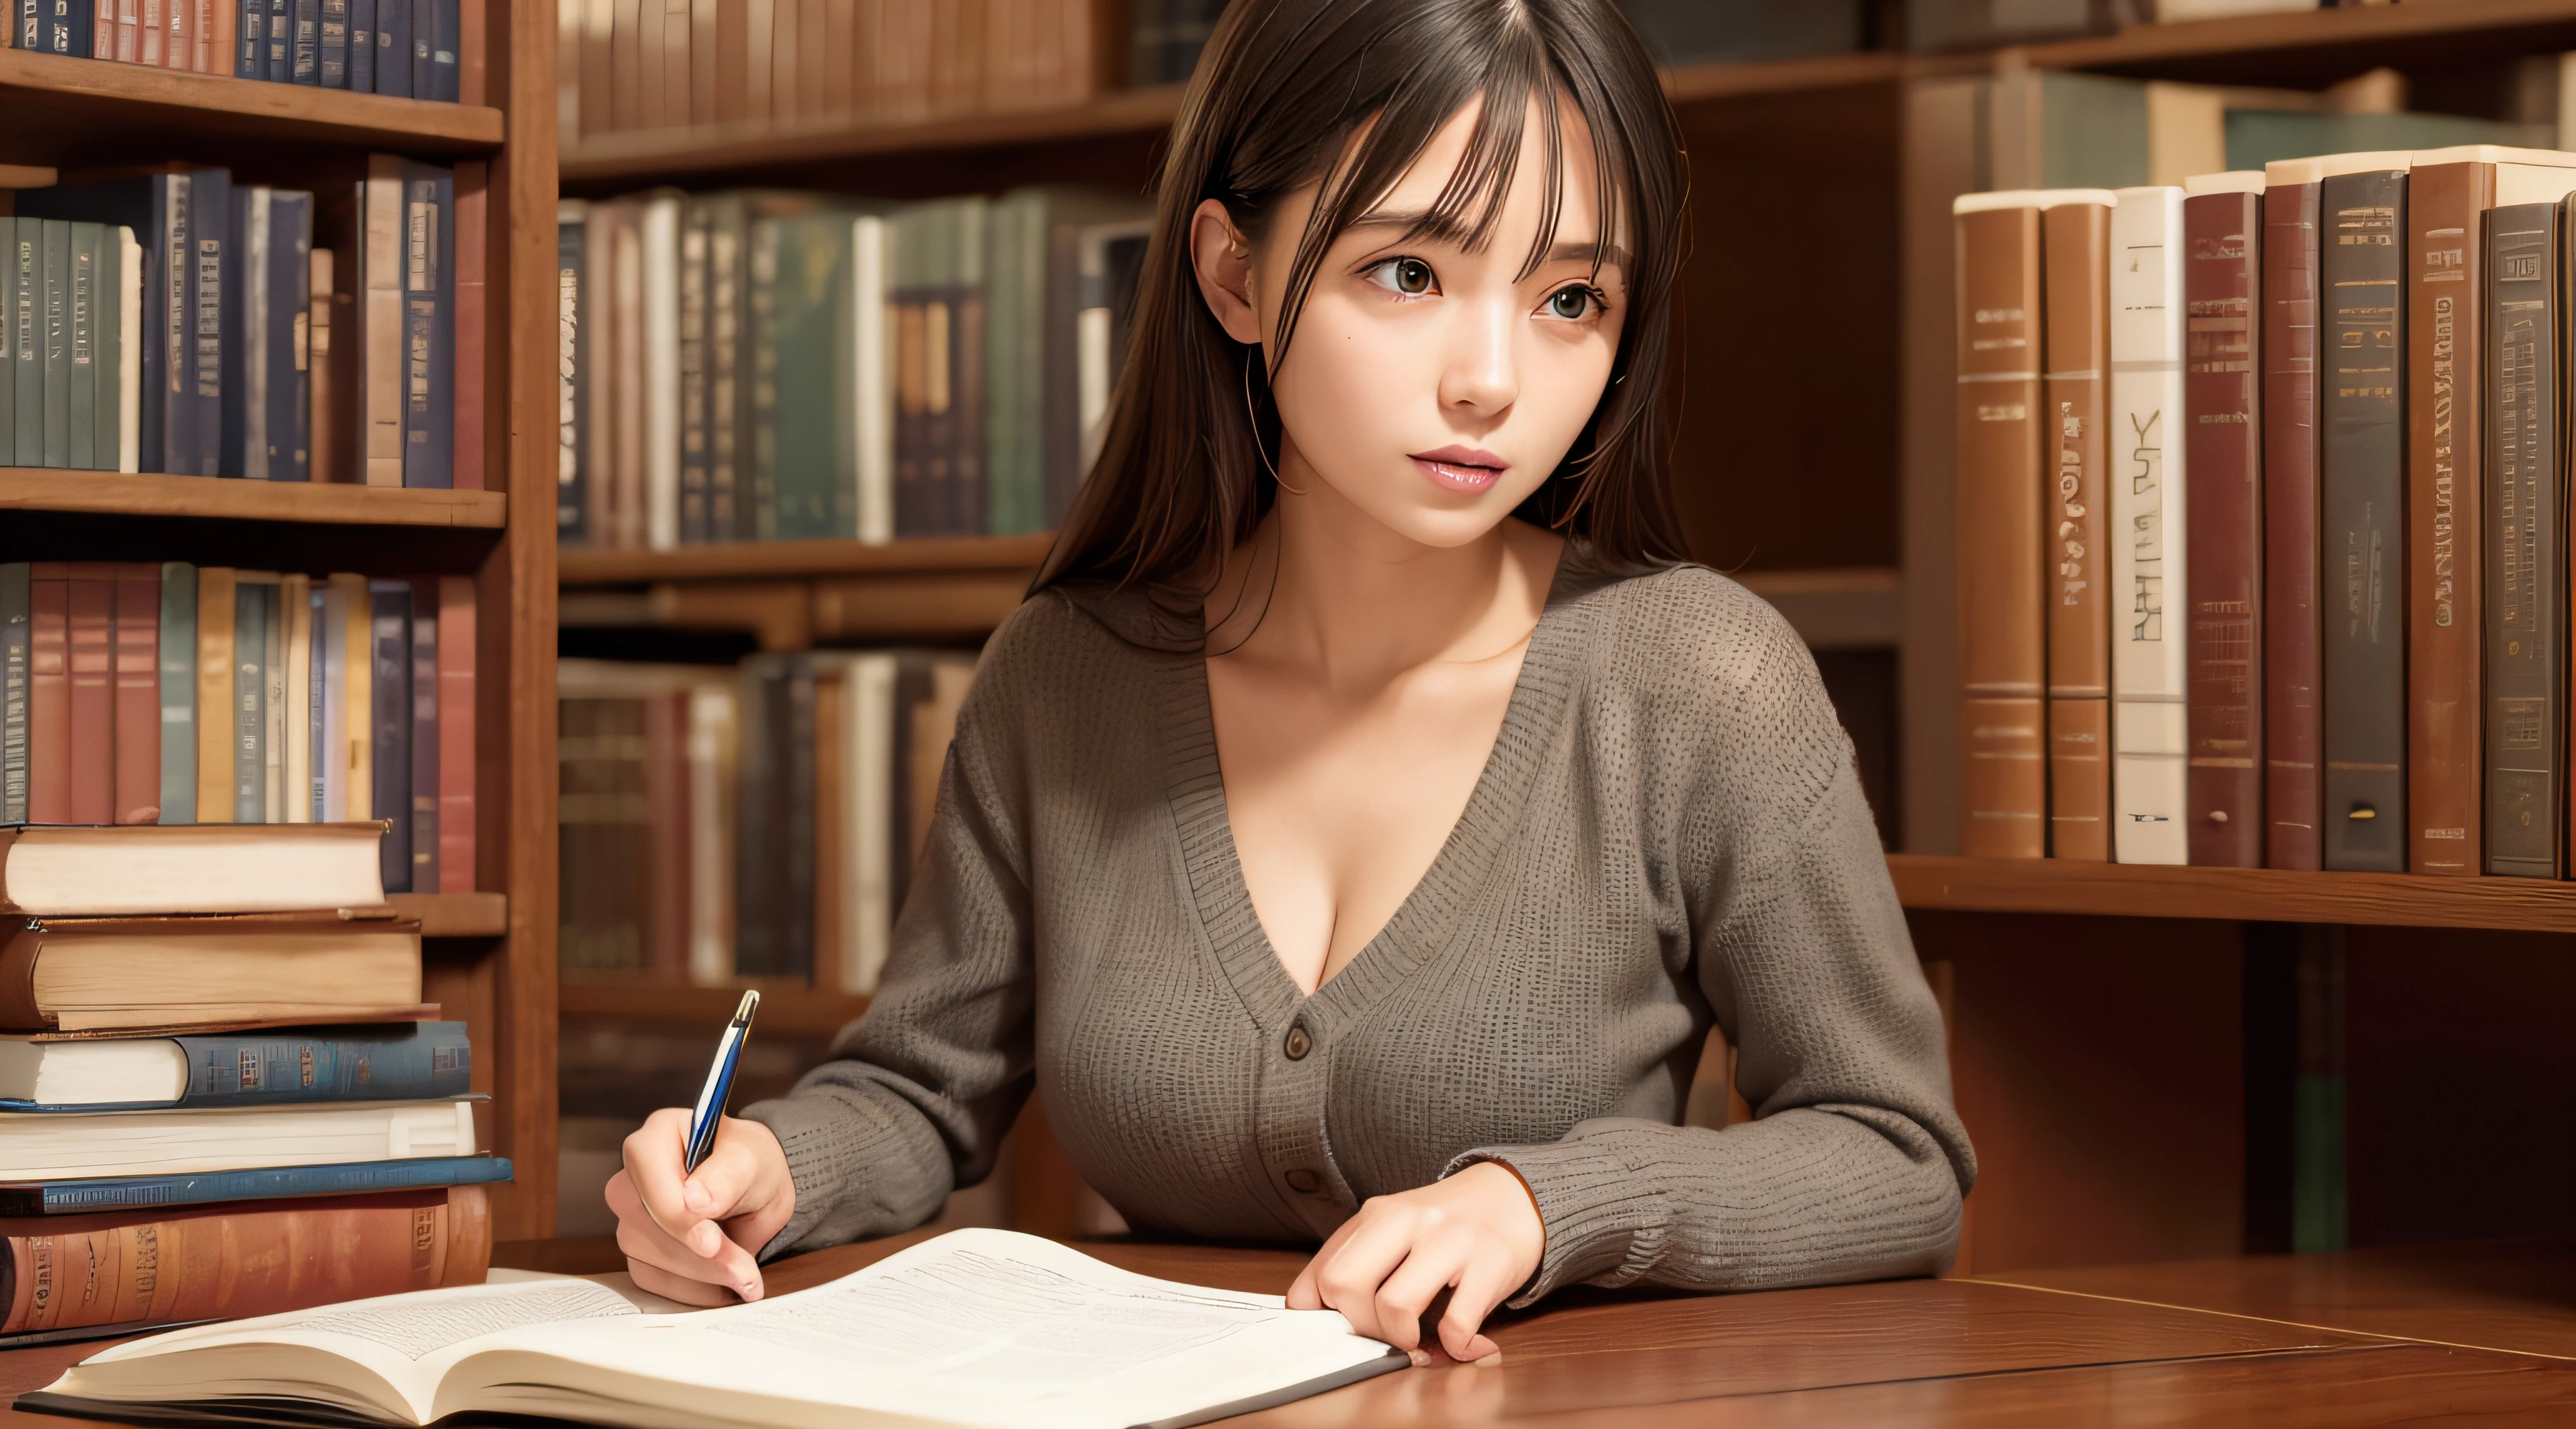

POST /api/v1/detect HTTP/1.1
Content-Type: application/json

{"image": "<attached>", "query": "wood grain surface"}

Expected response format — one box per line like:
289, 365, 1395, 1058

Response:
0, 472, 506, 529
1887, 853, 2576, 932
0, 49, 502, 168
557, 532, 1054, 586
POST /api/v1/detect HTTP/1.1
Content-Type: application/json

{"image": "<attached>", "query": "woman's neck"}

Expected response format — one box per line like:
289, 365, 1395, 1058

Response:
1210, 450, 1563, 689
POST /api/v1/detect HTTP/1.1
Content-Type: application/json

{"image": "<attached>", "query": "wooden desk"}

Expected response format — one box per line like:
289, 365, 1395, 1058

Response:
4, 1237, 2574, 1426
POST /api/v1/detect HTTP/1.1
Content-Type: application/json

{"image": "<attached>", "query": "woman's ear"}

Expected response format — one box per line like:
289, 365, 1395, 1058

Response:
1189, 199, 1264, 347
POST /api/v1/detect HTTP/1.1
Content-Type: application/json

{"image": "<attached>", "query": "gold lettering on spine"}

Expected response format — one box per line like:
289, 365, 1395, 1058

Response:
2057, 403, 2088, 604
2431, 294, 2455, 628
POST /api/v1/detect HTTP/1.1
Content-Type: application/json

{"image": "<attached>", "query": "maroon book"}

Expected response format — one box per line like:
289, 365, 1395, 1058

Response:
2261, 172, 2323, 869
65, 570, 115, 827
2184, 184, 2264, 866
111, 564, 161, 825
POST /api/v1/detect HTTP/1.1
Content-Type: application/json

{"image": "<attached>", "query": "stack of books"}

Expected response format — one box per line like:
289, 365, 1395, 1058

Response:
0, 560, 475, 895
554, 186, 1150, 548
1951, 145, 2576, 877
5, 158, 483, 489
0, 820, 508, 1344
6, 0, 469, 100
557, 650, 973, 994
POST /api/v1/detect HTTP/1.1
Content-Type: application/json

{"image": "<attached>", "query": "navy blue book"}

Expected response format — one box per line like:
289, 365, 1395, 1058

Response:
38, 0, 91, 55
13, 174, 191, 475
235, 0, 263, 76
401, 160, 453, 489
292, 0, 320, 82
14, 1, 34, 52
558, 209, 589, 543
372, 0, 410, 97
265, 0, 291, 81
319, 0, 347, 86
0, 1023, 472, 1111
0, 1156, 509, 1215
219, 189, 314, 481
182, 168, 230, 478
369, 579, 411, 893
270, 191, 313, 481
347, 0, 374, 90
422, 0, 455, 101
408, 582, 437, 892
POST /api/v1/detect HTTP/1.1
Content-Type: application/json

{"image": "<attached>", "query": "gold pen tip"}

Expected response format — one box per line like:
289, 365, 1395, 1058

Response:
735, 989, 761, 1021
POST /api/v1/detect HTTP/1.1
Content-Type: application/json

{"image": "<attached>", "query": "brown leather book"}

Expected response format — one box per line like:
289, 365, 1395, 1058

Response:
713, 0, 749, 120
308, 250, 335, 486
452, 164, 486, 494
2261, 162, 2323, 870
25, 567, 69, 826
65, 569, 113, 828
192, 567, 234, 825
1953, 194, 2048, 859
2040, 194, 2114, 862
434, 577, 474, 894
0, 911, 421, 1031
2182, 175, 2264, 867
111, 564, 158, 826
0, 1187, 488, 1338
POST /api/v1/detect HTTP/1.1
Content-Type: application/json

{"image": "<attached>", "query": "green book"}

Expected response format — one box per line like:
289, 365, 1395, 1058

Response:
0, 220, 11, 453
233, 581, 268, 825
40, 218, 68, 469
765, 214, 855, 542
160, 561, 197, 825
68, 223, 98, 473
986, 191, 1048, 537
11, 218, 36, 466
96, 227, 124, 472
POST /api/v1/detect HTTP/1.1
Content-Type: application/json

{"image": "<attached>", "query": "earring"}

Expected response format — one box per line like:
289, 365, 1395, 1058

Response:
1243, 356, 1307, 496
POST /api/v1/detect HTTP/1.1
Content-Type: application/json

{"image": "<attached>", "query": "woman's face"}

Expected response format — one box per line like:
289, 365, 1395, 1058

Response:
1194, 97, 1628, 550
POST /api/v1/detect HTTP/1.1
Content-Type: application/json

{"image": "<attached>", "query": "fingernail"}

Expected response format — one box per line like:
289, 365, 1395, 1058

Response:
739, 1282, 762, 1301
1407, 1348, 1430, 1369
684, 1181, 710, 1212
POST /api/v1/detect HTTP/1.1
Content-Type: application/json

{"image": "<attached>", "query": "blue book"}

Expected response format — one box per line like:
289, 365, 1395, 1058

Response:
265, 0, 291, 81
369, 579, 411, 892
0, 1155, 510, 1215
235, 0, 263, 77
401, 161, 453, 489
372, 0, 409, 97
183, 168, 231, 478
0, 1023, 473, 1111
318, 0, 347, 86
14, 0, 35, 52
41, 0, 91, 55
347, 0, 375, 91
422, 0, 454, 101
292, 0, 319, 82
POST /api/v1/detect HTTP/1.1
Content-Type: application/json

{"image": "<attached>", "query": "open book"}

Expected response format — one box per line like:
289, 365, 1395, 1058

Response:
19, 1229, 1406, 1429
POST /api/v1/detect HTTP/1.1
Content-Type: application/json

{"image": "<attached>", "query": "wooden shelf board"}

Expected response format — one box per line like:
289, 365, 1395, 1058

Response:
0, 48, 503, 162
1662, 50, 1907, 104
0, 470, 507, 528
2025, 0, 2576, 73
559, 979, 872, 1038
1889, 854, 2576, 933
392, 891, 509, 939
558, 532, 1053, 586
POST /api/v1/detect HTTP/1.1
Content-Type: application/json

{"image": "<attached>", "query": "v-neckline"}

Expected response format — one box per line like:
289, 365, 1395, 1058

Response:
1158, 549, 1592, 1031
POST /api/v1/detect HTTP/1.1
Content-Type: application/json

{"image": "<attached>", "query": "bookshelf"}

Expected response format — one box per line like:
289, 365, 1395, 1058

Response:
0, 0, 563, 1240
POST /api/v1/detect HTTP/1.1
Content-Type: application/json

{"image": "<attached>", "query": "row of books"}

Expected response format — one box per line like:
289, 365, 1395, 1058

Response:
557, 650, 973, 993
1953, 145, 2576, 877
6, 0, 465, 98
555, 186, 1148, 549
0, 823, 502, 1342
0, 561, 475, 894
6, 158, 482, 487
558, 0, 1109, 140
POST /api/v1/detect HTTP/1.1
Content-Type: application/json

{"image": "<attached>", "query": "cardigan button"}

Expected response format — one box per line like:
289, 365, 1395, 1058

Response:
1283, 1024, 1312, 1060
1285, 1169, 1323, 1194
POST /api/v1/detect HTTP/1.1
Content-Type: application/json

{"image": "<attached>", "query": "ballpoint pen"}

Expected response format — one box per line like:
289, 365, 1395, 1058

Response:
684, 989, 760, 1174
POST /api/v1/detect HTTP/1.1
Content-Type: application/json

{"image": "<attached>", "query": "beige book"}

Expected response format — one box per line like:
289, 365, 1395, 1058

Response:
0, 1100, 472, 1179
0, 823, 389, 917
309, 248, 335, 484
335, 574, 373, 825
364, 160, 406, 488
282, 575, 313, 825
193, 568, 236, 825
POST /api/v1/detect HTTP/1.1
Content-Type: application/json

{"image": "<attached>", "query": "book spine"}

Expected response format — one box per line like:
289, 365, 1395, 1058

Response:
1952, 201, 2048, 858
451, 162, 484, 491
2318, 169, 2408, 871
136, 0, 159, 64
2406, 160, 2489, 874
346, 0, 370, 90
686, 684, 734, 982
2040, 199, 2111, 862
66, 223, 96, 474
231, 579, 265, 823
188, 170, 228, 479
363, 160, 404, 487
0, 564, 24, 826
65, 574, 113, 826
558, 209, 587, 543
2487, 202, 2563, 876
709, 199, 743, 539
335, 571, 369, 824
309, 248, 335, 482
642, 195, 679, 544
0, 220, 12, 453
263, 0, 285, 77
369, 580, 409, 891
111, 566, 159, 824
771, 218, 847, 540
279, 573, 308, 821
233, 0, 258, 79
782, 660, 814, 978
401, 165, 452, 489
25, 569, 67, 825
408, 582, 437, 892
93, 228, 119, 471
0, 1157, 509, 1216
748, 216, 779, 540
113, 226, 135, 472
11, 220, 35, 467
2262, 179, 2323, 870
14, 0, 34, 52
853, 213, 891, 542
953, 255, 987, 535
371, 0, 408, 97
318, 0, 343, 83
2183, 189, 2264, 867
273, 192, 311, 482
157, 562, 195, 825
0, 1189, 477, 1336
435, 575, 473, 892
192, 567, 233, 823
59, 0, 91, 54
223, 187, 262, 479
426, 0, 455, 101
172, 1025, 470, 1105
291, 0, 314, 80
2109, 186, 2190, 865
164, 0, 186, 72
38, 220, 66, 469
678, 199, 709, 543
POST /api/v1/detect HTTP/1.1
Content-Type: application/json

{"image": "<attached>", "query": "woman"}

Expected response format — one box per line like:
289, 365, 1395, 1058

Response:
609, 0, 1974, 1365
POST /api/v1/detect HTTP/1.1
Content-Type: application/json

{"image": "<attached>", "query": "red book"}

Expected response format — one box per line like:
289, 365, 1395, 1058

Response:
452, 162, 487, 492
2182, 179, 2264, 867
66, 572, 114, 828
25, 569, 70, 826
2261, 166, 2324, 870
111, 564, 161, 825
436, 575, 476, 892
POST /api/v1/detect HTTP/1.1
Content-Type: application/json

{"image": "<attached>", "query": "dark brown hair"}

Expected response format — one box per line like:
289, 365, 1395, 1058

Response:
1035, 0, 1691, 594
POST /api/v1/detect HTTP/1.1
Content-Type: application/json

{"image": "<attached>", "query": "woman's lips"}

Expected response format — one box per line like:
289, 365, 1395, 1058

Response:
1411, 447, 1507, 494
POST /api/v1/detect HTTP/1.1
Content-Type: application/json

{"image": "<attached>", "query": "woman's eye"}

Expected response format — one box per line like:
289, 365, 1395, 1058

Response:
1368, 257, 1436, 296
1546, 286, 1594, 320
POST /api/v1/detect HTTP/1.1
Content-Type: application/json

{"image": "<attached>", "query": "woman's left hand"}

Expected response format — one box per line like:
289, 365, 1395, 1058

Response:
1286, 1161, 1544, 1364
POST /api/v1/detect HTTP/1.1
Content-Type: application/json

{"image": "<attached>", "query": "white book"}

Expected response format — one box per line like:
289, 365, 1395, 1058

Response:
117, 226, 140, 474
282, 574, 311, 825
852, 214, 892, 545
0, 1099, 475, 1181
642, 194, 682, 552
687, 682, 737, 986
244, 189, 272, 480
34, 1230, 1402, 1429
841, 652, 895, 994
2109, 184, 2189, 864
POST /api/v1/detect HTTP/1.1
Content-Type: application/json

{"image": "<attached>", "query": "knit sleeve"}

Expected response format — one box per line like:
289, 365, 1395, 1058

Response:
1446, 582, 1975, 1306
736, 664, 1038, 1260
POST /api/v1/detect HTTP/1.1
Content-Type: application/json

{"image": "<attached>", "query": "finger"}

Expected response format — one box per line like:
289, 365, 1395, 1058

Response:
1311, 1210, 1421, 1345
1436, 1253, 1521, 1363
1287, 1215, 1365, 1312
679, 1119, 772, 1223
622, 1108, 703, 1242
617, 1211, 762, 1299
1370, 1240, 1467, 1355
623, 1254, 747, 1308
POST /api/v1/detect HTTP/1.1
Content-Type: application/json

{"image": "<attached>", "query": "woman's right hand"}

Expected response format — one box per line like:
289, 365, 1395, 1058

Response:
606, 1108, 797, 1305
